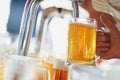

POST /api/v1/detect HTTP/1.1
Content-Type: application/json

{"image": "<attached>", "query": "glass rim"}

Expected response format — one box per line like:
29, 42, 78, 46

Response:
70, 18, 96, 22
69, 18, 97, 27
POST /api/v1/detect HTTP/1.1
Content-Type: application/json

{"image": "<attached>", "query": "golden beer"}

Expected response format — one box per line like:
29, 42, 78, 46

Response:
0, 56, 6, 80
53, 59, 68, 80
68, 19, 96, 64
39, 57, 53, 80
0, 62, 4, 80
53, 69, 68, 80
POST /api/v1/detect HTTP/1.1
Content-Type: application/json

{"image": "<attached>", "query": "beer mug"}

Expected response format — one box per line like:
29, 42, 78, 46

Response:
52, 58, 68, 80
67, 18, 97, 65
3, 55, 49, 80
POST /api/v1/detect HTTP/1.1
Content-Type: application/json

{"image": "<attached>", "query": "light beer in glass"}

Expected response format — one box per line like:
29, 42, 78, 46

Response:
68, 18, 97, 64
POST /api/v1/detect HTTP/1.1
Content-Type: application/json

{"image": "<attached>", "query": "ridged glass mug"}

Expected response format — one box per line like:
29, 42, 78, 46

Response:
68, 18, 97, 65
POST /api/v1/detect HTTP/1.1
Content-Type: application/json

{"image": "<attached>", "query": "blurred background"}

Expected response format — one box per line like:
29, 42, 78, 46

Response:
0, 0, 27, 55
0, 0, 11, 34
0, 0, 26, 35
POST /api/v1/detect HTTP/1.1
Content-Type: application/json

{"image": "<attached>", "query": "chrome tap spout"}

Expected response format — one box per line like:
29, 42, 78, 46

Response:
17, 0, 81, 56
17, 0, 41, 56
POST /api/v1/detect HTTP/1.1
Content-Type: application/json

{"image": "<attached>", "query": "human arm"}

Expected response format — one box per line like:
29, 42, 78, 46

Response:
99, 14, 120, 59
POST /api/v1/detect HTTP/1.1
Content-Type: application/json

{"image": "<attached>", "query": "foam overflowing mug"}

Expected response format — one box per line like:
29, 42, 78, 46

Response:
67, 18, 97, 65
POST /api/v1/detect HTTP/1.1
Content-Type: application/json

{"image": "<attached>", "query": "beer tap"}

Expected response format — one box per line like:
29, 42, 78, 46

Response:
35, 0, 73, 54
17, 0, 73, 56
72, 0, 79, 18
72, 0, 85, 18
17, 0, 41, 56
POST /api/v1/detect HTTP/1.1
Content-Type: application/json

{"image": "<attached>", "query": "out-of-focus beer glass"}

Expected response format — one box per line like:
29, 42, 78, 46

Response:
68, 18, 97, 65
3, 55, 49, 80
68, 63, 108, 80
0, 52, 7, 80
39, 55, 53, 80
52, 58, 68, 80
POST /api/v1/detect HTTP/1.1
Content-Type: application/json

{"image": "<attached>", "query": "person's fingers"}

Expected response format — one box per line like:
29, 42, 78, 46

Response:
99, 14, 120, 59
97, 36, 110, 41
96, 42, 110, 47
97, 31, 106, 36
96, 47, 108, 55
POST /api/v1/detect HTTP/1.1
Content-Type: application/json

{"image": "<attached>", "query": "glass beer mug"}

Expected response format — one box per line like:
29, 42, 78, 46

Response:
52, 58, 68, 80
67, 18, 97, 65
3, 55, 49, 80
